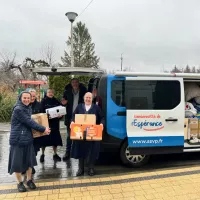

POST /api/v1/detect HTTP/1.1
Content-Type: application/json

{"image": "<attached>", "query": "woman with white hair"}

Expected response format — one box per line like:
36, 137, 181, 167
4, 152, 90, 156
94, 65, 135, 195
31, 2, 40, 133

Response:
70, 92, 104, 176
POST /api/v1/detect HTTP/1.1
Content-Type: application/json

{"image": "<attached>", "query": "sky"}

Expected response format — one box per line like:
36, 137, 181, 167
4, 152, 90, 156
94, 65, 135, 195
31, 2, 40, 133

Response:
1, 0, 200, 72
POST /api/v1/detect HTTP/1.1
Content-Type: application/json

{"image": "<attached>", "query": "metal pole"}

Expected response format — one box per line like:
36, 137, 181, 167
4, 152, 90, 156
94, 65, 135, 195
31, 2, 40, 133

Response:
71, 22, 74, 68
121, 53, 123, 71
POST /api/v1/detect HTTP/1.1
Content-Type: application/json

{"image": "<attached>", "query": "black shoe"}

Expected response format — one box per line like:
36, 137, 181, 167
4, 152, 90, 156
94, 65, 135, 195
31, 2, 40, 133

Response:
17, 182, 26, 192
40, 154, 45, 163
32, 167, 35, 174
88, 168, 95, 176
27, 180, 36, 190
63, 152, 70, 161
53, 154, 61, 162
76, 168, 84, 176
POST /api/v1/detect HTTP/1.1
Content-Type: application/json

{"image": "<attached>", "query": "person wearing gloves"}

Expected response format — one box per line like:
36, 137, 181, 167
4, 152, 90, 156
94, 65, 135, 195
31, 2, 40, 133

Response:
8, 91, 51, 192
70, 92, 104, 176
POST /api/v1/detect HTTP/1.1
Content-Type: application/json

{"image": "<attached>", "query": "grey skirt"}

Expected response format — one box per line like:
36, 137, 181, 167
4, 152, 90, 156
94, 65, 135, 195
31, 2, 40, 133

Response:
8, 144, 37, 175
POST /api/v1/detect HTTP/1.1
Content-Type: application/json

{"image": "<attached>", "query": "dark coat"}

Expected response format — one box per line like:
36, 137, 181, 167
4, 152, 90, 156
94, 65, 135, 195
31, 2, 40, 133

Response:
71, 103, 104, 160
63, 83, 87, 126
40, 96, 63, 147
30, 99, 41, 114
30, 99, 42, 154
9, 92, 46, 146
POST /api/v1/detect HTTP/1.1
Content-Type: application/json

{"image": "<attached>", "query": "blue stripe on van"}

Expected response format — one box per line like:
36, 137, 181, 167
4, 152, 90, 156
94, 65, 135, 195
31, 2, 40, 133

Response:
128, 136, 184, 147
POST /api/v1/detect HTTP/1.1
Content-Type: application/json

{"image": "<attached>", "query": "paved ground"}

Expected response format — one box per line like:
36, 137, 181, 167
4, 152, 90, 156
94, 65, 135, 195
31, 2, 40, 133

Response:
1, 166, 200, 199
3, 122, 200, 199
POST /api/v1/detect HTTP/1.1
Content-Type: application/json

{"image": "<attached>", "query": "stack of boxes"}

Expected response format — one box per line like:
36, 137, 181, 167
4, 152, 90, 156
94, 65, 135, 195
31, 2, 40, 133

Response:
185, 118, 200, 140
70, 114, 103, 141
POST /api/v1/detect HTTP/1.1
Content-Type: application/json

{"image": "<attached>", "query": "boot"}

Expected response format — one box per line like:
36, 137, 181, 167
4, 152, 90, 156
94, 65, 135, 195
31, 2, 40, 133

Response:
76, 158, 84, 176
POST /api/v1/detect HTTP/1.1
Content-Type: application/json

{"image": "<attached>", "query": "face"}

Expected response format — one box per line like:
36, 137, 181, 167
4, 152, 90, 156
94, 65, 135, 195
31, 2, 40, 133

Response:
21, 93, 31, 106
71, 79, 79, 91
84, 93, 92, 105
47, 89, 54, 98
30, 91, 36, 103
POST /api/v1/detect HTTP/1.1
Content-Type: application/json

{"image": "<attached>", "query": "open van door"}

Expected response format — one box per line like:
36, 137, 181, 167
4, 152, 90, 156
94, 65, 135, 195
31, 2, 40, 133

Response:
125, 77, 185, 155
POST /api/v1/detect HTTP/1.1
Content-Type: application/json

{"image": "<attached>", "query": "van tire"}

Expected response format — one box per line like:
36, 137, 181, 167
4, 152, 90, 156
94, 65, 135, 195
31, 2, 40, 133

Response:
120, 140, 150, 167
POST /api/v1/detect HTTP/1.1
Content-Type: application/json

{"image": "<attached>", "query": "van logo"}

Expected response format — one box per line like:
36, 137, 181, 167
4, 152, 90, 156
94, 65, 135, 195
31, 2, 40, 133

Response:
131, 114, 164, 131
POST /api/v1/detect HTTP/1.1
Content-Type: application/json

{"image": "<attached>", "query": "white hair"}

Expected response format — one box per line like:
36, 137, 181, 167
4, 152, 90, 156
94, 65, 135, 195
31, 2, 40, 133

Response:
29, 89, 36, 93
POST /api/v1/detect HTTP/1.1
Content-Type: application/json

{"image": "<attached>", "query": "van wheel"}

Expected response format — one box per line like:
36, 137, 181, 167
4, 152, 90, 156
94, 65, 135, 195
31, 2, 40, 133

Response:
120, 140, 150, 167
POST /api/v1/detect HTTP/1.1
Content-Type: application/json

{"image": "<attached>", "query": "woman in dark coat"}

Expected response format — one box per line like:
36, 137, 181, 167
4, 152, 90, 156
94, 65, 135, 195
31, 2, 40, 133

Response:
40, 88, 63, 163
29, 89, 42, 173
70, 92, 104, 176
8, 91, 50, 192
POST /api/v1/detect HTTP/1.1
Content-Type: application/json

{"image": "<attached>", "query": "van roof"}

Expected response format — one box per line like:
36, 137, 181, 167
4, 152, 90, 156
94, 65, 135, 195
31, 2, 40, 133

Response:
31, 67, 104, 76
114, 71, 200, 79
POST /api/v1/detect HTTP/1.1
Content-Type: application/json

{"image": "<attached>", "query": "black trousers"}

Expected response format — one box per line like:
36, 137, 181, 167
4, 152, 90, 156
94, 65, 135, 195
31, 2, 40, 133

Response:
79, 157, 95, 169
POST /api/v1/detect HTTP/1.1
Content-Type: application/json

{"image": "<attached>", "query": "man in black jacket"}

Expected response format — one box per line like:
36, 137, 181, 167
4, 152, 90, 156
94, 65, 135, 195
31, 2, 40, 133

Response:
61, 78, 87, 161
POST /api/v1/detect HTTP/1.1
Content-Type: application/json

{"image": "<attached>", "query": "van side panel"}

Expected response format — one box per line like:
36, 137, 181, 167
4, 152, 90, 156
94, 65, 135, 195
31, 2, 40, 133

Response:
98, 75, 123, 152
106, 75, 126, 140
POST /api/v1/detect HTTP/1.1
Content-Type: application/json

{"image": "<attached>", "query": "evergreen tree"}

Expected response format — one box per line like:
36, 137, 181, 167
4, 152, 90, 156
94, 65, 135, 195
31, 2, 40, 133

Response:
171, 65, 182, 73
184, 65, 191, 73
61, 21, 100, 68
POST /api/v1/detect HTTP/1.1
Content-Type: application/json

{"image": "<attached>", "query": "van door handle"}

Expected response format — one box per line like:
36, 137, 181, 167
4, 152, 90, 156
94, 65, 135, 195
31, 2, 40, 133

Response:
117, 111, 126, 116
165, 118, 178, 122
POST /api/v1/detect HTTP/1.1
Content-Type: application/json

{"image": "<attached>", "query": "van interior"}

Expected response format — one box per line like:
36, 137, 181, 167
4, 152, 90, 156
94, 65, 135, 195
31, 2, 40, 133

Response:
184, 79, 200, 146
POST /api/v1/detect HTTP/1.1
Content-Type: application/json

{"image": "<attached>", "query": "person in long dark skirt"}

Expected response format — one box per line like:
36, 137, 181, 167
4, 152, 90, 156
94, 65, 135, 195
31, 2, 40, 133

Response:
29, 89, 42, 173
39, 88, 63, 162
70, 92, 104, 176
8, 91, 51, 192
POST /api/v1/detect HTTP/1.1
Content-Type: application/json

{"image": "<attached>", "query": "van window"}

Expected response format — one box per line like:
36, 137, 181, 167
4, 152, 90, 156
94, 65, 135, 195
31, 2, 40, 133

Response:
125, 80, 181, 110
111, 80, 125, 107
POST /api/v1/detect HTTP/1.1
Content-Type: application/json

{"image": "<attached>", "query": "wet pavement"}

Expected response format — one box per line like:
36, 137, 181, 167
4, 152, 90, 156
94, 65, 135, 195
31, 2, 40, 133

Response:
2, 122, 200, 185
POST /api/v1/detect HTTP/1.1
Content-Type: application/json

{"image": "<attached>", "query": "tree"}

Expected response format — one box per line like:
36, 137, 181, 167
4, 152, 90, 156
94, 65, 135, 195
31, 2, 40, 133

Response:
192, 66, 196, 73
184, 65, 191, 73
61, 21, 100, 68
171, 65, 182, 73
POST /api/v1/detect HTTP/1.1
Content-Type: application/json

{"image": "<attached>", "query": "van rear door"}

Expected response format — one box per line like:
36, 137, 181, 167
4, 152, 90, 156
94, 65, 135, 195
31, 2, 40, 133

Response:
125, 77, 184, 154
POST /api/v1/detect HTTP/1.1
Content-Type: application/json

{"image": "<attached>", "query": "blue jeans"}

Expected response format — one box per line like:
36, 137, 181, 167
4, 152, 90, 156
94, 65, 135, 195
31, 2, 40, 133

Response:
66, 127, 72, 152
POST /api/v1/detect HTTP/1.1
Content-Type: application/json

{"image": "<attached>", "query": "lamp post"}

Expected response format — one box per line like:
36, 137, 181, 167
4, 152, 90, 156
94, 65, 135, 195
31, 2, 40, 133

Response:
65, 12, 78, 68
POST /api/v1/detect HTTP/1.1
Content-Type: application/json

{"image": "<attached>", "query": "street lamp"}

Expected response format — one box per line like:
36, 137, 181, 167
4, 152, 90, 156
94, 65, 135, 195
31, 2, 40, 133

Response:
65, 12, 78, 68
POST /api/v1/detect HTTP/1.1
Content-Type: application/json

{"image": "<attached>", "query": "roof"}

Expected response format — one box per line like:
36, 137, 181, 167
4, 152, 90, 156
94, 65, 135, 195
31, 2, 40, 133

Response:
114, 71, 200, 79
30, 67, 105, 76
19, 80, 46, 85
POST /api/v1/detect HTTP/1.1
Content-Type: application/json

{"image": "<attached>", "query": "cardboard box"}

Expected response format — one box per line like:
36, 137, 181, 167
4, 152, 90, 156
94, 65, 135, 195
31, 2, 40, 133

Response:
70, 123, 103, 141
31, 113, 49, 138
75, 114, 96, 125
184, 118, 189, 140
46, 106, 66, 119
189, 119, 198, 129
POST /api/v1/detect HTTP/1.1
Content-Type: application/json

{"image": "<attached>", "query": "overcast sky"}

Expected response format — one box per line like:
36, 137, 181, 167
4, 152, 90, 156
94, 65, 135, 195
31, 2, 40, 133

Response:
1, 0, 200, 72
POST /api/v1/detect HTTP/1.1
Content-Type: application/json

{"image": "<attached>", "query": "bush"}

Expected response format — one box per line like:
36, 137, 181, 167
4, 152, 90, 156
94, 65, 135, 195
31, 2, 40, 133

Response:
48, 75, 91, 101
0, 86, 16, 122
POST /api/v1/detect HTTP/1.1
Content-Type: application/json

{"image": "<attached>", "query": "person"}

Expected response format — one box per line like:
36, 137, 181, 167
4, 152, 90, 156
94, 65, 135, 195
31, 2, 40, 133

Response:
40, 88, 63, 162
70, 92, 104, 176
8, 91, 50, 192
29, 89, 42, 173
92, 88, 102, 109
61, 78, 87, 161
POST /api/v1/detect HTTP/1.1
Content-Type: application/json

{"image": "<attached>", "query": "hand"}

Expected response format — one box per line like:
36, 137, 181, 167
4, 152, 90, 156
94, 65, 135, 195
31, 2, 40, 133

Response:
44, 127, 51, 135
70, 121, 74, 129
61, 99, 67, 105
100, 123, 104, 131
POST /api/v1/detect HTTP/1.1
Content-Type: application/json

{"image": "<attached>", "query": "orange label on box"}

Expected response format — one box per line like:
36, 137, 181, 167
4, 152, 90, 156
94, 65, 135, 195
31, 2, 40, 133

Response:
70, 124, 103, 141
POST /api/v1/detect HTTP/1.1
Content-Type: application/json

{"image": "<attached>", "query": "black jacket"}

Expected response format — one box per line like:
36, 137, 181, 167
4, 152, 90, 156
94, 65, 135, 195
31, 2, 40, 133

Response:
30, 100, 41, 114
63, 83, 87, 126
